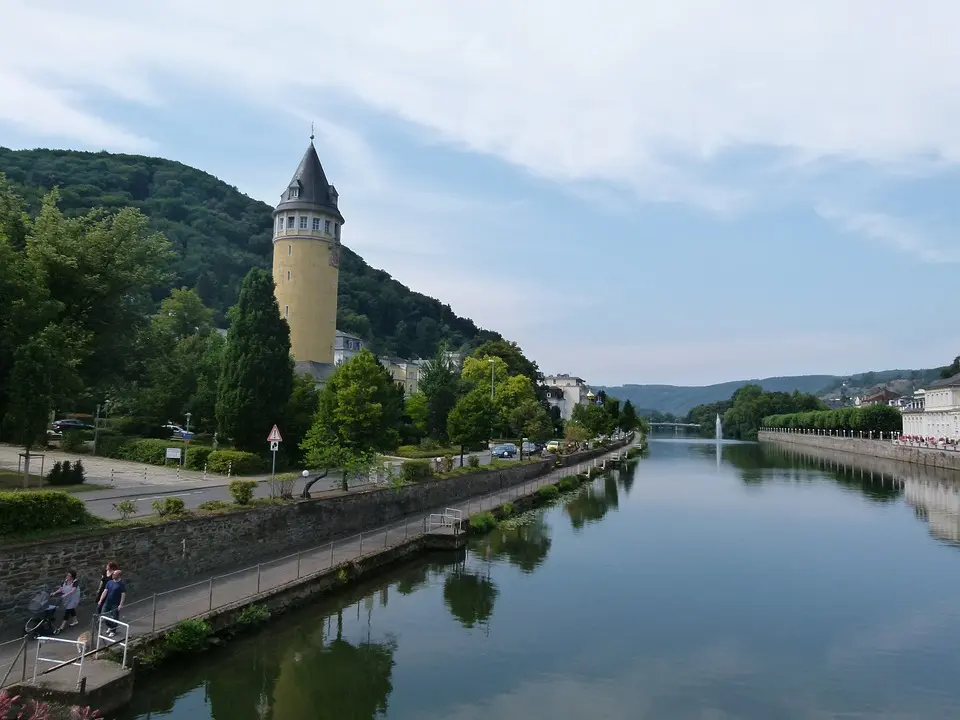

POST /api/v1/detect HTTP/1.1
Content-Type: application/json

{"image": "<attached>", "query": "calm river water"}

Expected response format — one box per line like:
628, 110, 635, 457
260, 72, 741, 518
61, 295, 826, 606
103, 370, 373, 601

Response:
117, 438, 960, 719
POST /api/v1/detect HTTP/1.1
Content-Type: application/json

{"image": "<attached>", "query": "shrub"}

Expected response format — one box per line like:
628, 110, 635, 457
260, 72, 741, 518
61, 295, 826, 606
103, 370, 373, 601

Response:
536, 484, 560, 501
184, 446, 213, 471
229, 479, 257, 505
197, 500, 233, 512
112, 416, 169, 438
0, 491, 92, 535
469, 512, 498, 533
237, 604, 271, 627
164, 619, 211, 654
558, 475, 579, 492
501, 502, 515, 516
152, 497, 186, 516
117, 438, 182, 466
207, 450, 263, 475
419, 438, 441, 451
400, 460, 433, 483
46, 459, 86, 486
441, 455, 454, 473
96, 434, 130, 459
61, 430, 89, 452
467, 455, 480, 468
113, 499, 139, 520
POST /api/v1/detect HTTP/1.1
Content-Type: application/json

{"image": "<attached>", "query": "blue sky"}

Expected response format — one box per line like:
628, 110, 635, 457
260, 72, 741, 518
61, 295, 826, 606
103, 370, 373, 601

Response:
1, 0, 958, 386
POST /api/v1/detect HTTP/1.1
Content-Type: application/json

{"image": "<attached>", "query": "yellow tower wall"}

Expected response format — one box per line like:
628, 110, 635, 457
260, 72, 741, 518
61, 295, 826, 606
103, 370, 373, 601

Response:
272, 236, 339, 365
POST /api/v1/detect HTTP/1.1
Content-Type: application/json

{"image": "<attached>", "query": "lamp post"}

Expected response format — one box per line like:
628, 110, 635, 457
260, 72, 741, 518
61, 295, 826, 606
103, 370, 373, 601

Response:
520, 436, 528, 461
488, 358, 496, 444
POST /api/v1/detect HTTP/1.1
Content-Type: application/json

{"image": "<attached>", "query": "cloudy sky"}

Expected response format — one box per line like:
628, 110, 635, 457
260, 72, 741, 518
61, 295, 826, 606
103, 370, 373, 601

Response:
2, 0, 959, 386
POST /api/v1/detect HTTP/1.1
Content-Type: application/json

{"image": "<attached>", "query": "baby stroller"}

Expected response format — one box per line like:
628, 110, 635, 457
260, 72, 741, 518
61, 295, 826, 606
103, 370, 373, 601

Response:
24, 590, 60, 638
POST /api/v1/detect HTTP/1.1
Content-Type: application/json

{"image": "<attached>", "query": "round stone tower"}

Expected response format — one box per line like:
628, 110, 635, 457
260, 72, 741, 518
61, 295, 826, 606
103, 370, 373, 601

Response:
272, 135, 344, 371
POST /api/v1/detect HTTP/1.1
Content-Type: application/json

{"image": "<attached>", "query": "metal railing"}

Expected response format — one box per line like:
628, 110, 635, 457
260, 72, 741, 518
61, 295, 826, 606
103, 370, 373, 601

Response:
0, 637, 28, 687
95, 616, 130, 669
33, 636, 86, 689
428, 508, 463, 533
0, 441, 634, 690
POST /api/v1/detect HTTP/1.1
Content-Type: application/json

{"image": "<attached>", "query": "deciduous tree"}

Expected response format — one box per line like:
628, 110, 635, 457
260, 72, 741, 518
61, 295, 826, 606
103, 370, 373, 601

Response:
447, 388, 495, 465
301, 350, 402, 489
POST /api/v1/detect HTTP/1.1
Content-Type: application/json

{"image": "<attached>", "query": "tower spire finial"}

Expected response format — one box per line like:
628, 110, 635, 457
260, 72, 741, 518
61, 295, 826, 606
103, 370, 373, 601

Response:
310, 122, 315, 142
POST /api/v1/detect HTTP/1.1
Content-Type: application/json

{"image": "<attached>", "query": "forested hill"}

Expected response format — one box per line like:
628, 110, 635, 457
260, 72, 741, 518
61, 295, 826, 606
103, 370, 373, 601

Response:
602, 367, 940, 417
0, 147, 500, 359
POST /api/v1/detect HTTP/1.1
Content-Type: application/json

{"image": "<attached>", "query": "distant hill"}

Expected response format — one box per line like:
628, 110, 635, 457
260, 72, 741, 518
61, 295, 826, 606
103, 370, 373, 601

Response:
0, 147, 500, 359
602, 368, 940, 416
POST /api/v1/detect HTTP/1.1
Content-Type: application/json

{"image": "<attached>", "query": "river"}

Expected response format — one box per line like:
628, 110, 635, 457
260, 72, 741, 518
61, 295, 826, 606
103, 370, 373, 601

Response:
116, 438, 960, 719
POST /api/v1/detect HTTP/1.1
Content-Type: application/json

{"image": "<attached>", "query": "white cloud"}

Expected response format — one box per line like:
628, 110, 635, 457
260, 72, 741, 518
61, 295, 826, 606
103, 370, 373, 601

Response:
816, 205, 960, 264
6, 1, 960, 204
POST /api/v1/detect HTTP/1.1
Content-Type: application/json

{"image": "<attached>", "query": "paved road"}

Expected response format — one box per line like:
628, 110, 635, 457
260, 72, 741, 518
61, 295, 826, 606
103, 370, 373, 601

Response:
80, 450, 514, 519
0, 444, 628, 689
0, 442, 527, 519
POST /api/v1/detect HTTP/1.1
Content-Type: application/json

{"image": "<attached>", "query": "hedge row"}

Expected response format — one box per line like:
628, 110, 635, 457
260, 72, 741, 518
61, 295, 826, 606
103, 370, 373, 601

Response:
0, 491, 92, 536
763, 404, 902, 433
108, 439, 262, 474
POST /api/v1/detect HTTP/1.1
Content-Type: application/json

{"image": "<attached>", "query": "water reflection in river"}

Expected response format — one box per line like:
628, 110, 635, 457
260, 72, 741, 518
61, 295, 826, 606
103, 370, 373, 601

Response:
119, 439, 960, 719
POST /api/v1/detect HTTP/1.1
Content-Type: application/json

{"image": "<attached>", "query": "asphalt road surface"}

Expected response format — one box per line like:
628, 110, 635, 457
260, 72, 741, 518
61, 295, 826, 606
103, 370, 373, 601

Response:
81, 450, 519, 519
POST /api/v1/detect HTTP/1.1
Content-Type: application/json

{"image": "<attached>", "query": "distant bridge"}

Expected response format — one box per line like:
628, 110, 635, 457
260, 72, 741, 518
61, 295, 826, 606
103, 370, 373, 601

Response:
648, 422, 701, 428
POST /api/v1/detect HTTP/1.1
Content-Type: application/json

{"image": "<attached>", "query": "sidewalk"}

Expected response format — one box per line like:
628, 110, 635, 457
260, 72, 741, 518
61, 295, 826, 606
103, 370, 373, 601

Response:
0, 446, 631, 687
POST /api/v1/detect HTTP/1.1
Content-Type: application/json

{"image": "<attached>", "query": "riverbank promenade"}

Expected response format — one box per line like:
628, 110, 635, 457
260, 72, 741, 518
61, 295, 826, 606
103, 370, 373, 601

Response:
0, 445, 632, 689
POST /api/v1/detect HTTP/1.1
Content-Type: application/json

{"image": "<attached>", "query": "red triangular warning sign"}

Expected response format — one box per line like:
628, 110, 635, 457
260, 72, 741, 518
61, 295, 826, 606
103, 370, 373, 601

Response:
267, 425, 283, 443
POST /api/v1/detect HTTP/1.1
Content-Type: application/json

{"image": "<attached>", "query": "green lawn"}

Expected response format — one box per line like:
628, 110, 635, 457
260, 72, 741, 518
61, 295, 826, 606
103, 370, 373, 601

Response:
0, 469, 110, 494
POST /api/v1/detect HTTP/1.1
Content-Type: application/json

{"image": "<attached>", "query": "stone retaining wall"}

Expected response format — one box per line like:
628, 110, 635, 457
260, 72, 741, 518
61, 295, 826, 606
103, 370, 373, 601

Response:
758, 431, 960, 473
0, 442, 626, 629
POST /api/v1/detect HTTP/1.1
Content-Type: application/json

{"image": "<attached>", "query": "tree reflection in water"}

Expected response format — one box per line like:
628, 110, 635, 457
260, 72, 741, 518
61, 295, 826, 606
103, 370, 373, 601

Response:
270, 607, 397, 720
443, 564, 499, 630
472, 512, 553, 573
565, 475, 621, 529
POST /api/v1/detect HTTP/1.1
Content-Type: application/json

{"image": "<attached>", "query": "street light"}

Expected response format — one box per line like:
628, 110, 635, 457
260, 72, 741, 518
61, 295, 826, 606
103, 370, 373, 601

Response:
520, 436, 528, 461
488, 358, 496, 444
184, 412, 192, 433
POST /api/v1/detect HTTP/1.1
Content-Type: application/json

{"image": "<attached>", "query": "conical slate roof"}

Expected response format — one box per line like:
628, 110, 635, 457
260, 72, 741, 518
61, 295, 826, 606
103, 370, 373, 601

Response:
275, 141, 344, 222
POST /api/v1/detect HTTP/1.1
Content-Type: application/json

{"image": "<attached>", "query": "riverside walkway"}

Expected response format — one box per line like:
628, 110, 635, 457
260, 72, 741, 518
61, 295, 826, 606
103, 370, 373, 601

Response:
0, 445, 633, 688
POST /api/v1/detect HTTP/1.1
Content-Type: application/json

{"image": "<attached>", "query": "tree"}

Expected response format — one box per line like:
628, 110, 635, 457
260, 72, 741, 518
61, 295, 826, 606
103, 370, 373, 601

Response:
619, 400, 639, 431
447, 388, 495, 465
153, 286, 214, 340
404, 392, 429, 438
418, 346, 459, 441
942, 356, 960, 379
470, 339, 544, 389
5, 326, 81, 485
301, 350, 402, 489
26, 192, 173, 398
216, 269, 294, 451
510, 400, 553, 442
460, 355, 509, 392
571, 403, 615, 438
282, 373, 319, 465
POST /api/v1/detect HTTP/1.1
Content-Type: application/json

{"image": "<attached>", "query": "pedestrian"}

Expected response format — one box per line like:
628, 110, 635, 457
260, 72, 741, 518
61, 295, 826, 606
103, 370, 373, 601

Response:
51, 570, 80, 635
94, 561, 118, 614
97, 569, 126, 639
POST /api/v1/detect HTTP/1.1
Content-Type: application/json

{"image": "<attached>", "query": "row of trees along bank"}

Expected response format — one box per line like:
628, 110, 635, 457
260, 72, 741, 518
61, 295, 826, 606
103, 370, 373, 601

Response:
762, 404, 903, 434
0, 177, 642, 484
686, 384, 825, 441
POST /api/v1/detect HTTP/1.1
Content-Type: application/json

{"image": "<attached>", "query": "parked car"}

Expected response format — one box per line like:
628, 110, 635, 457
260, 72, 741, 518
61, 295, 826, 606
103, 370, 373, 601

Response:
521, 441, 538, 455
492, 443, 517, 459
163, 423, 193, 440
50, 418, 93, 433
546, 440, 562, 453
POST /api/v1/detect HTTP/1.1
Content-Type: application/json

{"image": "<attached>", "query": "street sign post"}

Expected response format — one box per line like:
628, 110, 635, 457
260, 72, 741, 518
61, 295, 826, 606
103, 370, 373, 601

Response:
267, 425, 283, 480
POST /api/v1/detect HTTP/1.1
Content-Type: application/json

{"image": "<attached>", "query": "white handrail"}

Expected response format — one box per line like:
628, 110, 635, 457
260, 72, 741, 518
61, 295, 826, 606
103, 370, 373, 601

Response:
95, 615, 131, 669
32, 636, 86, 689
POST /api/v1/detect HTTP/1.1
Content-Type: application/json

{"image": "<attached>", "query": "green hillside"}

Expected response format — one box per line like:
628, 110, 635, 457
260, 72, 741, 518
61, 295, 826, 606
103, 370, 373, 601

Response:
0, 147, 500, 359
602, 368, 941, 417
